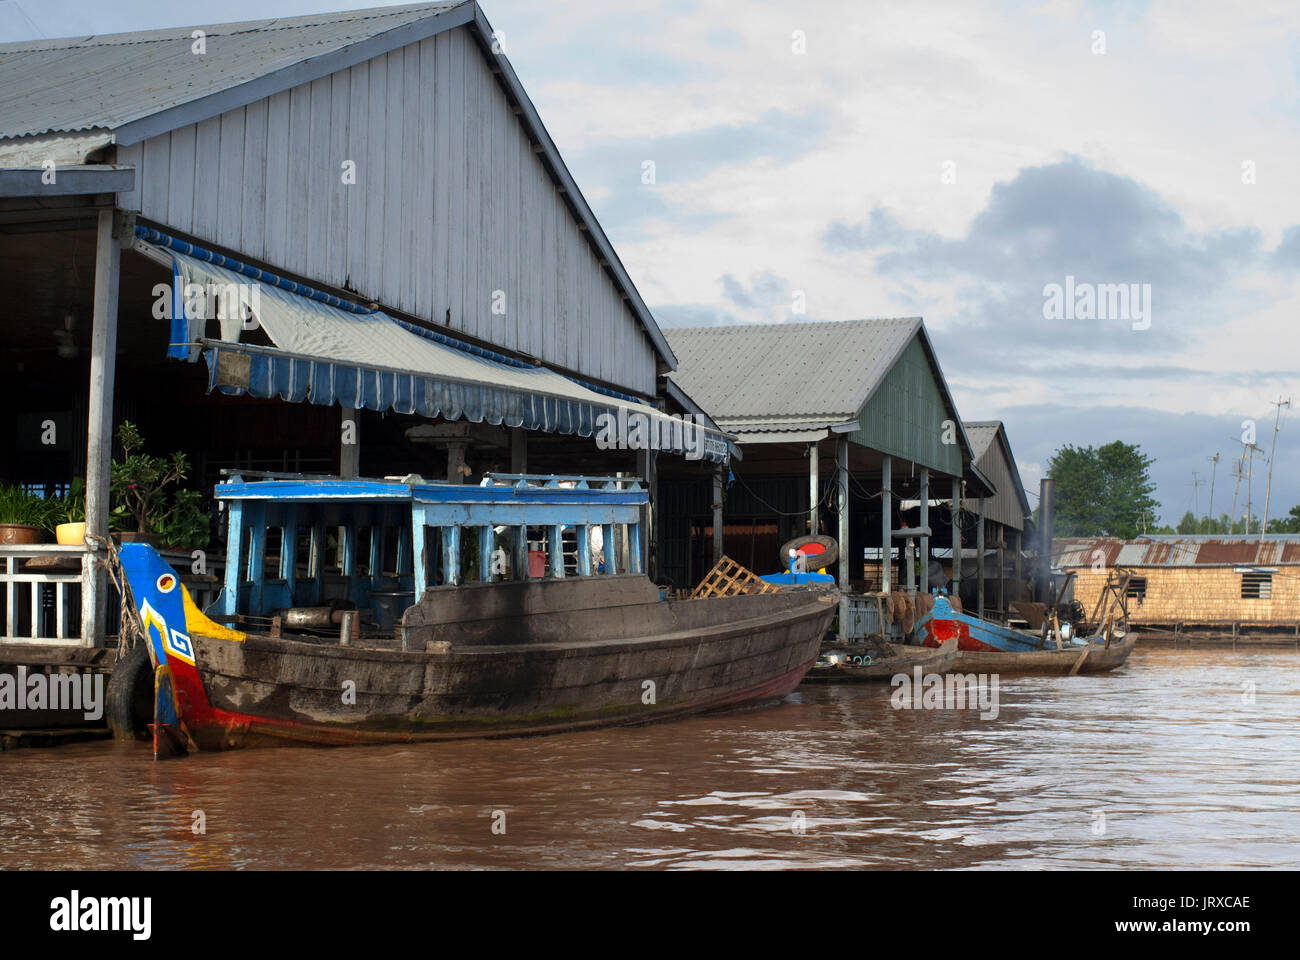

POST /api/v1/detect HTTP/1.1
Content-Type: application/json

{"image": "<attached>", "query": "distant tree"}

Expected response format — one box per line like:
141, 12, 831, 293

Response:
1045, 441, 1160, 540
1176, 511, 1198, 534
1266, 505, 1300, 534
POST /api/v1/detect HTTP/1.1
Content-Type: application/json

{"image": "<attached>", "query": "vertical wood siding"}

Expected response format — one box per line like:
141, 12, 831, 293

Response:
964, 438, 1028, 530
848, 336, 965, 478
116, 26, 655, 396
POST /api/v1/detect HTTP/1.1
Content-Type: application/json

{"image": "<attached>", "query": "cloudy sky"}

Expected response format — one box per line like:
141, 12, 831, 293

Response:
4, 0, 1298, 525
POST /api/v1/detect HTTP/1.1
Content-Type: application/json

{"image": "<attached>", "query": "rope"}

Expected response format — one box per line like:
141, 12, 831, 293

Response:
86, 534, 145, 662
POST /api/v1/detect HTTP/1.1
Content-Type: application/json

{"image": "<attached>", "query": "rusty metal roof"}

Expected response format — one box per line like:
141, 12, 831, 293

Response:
1054, 536, 1300, 568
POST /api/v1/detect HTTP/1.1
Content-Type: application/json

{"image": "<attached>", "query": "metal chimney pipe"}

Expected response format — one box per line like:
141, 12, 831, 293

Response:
1038, 477, 1055, 603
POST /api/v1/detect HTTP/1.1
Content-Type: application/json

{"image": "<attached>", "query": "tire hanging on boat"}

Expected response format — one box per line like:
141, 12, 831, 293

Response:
778, 535, 838, 572
105, 641, 153, 741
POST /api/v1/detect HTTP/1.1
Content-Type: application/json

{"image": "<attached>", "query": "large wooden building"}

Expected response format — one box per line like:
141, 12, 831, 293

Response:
0, 2, 729, 648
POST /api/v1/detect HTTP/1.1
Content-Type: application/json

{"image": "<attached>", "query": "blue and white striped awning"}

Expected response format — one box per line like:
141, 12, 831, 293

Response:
138, 233, 729, 463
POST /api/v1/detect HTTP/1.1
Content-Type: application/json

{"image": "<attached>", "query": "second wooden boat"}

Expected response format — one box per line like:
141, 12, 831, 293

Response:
949, 635, 1136, 675
803, 636, 958, 682
917, 595, 1134, 675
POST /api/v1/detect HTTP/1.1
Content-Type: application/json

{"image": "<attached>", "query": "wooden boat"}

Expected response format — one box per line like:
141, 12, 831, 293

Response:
110, 473, 838, 755
803, 636, 958, 682
917, 594, 1134, 675
949, 635, 1136, 675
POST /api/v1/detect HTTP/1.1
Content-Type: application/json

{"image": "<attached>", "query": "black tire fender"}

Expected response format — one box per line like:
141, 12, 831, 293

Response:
105, 641, 153, 741
778, 535, 838, 572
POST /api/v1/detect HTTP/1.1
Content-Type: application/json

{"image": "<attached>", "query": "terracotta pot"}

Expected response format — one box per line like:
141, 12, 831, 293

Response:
116, 531, 161, 547
56, 521, 87, 546
0, 523, 44, 545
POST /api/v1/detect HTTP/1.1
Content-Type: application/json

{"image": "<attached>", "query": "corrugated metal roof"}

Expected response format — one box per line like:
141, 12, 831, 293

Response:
664, 318, 921, 428
0, 1, 683, 375
733, 428, 831, 445
1054, 536, 1300, 567
0, 3, 463, 141
963, 422, 1000, 461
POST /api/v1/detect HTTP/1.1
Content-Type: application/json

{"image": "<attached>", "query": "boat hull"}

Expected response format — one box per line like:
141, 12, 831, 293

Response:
117, 544, 839, 749
803, 637, 958, 682
192, 593, 834, 747
950, 634, 1136, 675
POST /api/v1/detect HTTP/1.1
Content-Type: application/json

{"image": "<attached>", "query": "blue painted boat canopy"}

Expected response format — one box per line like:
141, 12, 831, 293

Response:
215, 474, 648, 507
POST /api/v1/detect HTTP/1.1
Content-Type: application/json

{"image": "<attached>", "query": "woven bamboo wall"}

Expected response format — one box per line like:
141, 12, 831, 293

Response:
1070, 566, 1300, 625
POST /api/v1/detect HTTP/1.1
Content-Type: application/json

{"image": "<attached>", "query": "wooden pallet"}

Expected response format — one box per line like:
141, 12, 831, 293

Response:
690, 556, 780, 599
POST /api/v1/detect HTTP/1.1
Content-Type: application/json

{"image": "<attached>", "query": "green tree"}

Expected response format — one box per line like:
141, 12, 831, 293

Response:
1045, 441, 1160, 539
1266, 505, 1300, 534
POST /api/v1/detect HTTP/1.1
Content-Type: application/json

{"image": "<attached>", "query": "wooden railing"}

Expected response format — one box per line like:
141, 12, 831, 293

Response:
0, 545, 90, 645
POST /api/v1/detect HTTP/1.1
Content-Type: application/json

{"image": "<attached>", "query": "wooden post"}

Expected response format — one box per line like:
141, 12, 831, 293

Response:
951, 478, 962, 598
997, 532, 1006, 616
711, 466, 724, 564
1013, 528, 1022, 600
837, 440, 850, 590
880, 454, 892, 593
510, 427, 527, 475
446, 441, 467, 484
83, 208, 121, 648
919, 467, 930, 595
808, 442, 819, 535
339, 406, 360, 477
638, 447, 654, 577
411, 504, 428, 602
977, 499, 986, 619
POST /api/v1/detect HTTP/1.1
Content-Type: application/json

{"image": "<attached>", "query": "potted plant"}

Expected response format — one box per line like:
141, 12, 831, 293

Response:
54, 477, 86, 546
109, 421, 211, 550
0, 485, 55, 545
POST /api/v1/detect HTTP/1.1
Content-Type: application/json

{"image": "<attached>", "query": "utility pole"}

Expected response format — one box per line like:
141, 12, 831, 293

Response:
1207, 453, 1219, 526
1191, 471, 1202, 521
1244, 442, 1264, 535
1229, 442, 1247, 535
1261, 397, 1291, 539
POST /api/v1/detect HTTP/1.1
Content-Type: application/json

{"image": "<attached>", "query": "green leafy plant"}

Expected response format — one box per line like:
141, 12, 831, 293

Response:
0, 485, 57, 529
109, 421, 211, 549
52, 477, 85, 526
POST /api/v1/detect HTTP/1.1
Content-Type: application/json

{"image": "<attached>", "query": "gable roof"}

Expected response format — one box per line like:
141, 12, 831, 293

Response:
666, 318, 992, 490
664, 318, 922, 430
0, 1, 678, 371
963, 419, 1032, 520
0, 3, 462, 142
963, 422, 1001, 462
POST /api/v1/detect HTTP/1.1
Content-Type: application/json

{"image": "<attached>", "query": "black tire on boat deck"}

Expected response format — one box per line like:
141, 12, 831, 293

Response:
778, 535, 838, 572
105, 642, 153, 741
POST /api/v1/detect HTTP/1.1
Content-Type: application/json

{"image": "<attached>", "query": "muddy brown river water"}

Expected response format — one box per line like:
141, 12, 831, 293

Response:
0, 645, 1296, 870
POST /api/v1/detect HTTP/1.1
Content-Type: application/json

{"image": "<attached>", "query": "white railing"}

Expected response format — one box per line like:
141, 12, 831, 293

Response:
0, 545, 90, 645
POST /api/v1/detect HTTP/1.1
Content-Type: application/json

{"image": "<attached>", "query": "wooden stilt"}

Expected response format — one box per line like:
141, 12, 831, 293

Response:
83, 209, 121, 648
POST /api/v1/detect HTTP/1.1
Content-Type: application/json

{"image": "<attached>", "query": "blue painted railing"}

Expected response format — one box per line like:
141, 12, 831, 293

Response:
214, 473, 646, 623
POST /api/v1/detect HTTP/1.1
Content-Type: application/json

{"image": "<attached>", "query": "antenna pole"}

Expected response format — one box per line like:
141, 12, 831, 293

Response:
1261, 397, 1291, 540
1207, 453, 1219, 526
1229, 443, 1246, 535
